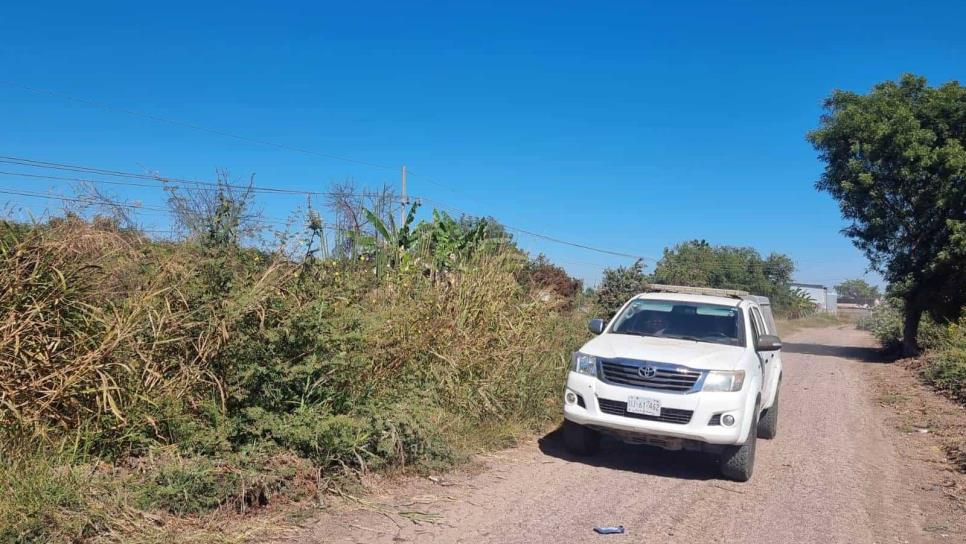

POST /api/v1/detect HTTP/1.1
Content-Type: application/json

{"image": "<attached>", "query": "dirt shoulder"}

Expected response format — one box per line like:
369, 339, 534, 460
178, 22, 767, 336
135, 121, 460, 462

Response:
866, 347, 966, 521
279, 326, 965, 544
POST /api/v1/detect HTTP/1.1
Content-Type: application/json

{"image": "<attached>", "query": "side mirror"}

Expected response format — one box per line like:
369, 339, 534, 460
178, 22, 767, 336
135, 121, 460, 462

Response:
756, 334, 782, 351
588, 318, 606, 335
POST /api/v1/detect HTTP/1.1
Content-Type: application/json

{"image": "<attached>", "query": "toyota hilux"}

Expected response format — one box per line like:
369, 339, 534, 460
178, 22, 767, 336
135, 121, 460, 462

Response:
562, 285, 782, 481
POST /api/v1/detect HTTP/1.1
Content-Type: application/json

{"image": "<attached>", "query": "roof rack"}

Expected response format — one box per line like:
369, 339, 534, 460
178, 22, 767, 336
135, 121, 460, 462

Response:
644, 284, 749, 299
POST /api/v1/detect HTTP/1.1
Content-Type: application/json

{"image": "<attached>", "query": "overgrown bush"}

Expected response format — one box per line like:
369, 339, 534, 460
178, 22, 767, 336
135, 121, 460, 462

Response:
860, 301, 966, 405
516, 254, 583, 308
0, 212, 588, 542
858, 300, 946, 351
857, 302, 904, 349
921, 318, 966, 404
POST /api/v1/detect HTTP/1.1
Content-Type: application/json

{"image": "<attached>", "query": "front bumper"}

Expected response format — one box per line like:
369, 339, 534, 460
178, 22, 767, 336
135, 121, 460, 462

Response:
563, 371, 751, 446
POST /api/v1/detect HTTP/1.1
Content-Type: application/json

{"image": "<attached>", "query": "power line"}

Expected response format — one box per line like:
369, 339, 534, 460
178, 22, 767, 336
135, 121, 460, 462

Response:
3, 82, 521, 231
1, 82, 634, 252
417, 196, 653, 261
0, 155, 397, 199
3, 187, 834, 277
1, 156, 806, 271
1, 155, 653, 261
0, 187, 170, 213
0, 170, 169, 190
2, 182, 653, 263
0, 81, 493, 205
0, 80, 399, 171
0, 187, 379, 235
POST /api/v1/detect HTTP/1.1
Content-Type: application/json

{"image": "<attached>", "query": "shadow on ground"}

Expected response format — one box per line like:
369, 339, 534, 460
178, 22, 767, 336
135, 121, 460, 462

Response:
782, 342, 891, 363
538, 426, 720, 481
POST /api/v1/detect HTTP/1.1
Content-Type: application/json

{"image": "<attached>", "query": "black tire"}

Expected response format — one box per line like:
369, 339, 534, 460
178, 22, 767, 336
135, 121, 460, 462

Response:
757, 383, 780, 439
720, 406, 758, 482
563, 420, 600, 456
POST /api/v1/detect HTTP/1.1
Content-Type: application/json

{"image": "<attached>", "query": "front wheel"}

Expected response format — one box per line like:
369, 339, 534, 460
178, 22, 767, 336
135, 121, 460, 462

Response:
720, 408, 758, 482
563, 420, 600, 456
757, 384, 780, 439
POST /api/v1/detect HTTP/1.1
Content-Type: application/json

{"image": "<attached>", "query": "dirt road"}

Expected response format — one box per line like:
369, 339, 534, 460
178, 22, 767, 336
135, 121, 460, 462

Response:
294, 327, 964, 543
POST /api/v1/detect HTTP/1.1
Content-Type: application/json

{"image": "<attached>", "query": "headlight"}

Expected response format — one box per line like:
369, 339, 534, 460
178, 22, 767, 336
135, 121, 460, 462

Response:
571, 352, 598, 376
702, 370, 745, 392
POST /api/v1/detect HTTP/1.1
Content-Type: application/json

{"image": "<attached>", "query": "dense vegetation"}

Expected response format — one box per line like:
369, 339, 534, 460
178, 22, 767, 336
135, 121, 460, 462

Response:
0, 202, 589, 542
860, 301, 966, 404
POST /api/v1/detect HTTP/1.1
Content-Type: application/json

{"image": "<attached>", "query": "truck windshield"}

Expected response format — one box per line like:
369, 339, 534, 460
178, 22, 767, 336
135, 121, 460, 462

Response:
610, 299, 744, 346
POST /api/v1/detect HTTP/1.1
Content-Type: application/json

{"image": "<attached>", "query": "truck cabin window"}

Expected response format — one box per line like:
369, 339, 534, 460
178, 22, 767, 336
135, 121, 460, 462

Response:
610, 300, 744, 346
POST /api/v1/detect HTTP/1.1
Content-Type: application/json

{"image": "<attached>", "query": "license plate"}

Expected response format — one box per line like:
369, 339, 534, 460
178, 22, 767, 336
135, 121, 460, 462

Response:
626, 396, 661, 416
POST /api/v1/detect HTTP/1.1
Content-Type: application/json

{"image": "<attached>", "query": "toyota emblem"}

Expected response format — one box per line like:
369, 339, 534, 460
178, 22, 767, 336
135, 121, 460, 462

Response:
639, 366, 657, 378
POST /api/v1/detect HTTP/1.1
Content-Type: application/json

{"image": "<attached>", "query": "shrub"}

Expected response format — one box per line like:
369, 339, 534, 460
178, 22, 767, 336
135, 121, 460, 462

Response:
0, 214, 589, 541
858, 302, 904, 349
861, 301, 965, 405
137, 456, 242, 515
858, 300, 948, 351
921, 318, 966, 404
516, 254, 582, 308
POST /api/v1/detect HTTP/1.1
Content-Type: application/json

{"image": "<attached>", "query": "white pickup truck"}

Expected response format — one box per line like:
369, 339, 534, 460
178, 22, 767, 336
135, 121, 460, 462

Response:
562, 285, 782, 481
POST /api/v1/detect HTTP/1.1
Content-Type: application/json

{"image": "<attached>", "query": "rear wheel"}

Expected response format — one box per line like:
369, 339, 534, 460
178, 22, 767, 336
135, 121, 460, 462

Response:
720, 406, 758, 482
757, 383, 780, 439
563, 420, 600, 456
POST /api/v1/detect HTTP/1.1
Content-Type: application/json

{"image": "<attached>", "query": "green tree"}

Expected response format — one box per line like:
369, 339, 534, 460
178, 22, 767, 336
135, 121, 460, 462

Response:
650, 240, 797, 309
595, 259, 648, 317
834, 279, 880, 306
808, 74, 966, 354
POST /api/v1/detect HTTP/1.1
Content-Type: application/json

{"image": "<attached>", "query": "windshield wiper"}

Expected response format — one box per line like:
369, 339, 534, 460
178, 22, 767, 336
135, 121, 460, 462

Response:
668, 335, 702, 342
613, 331, 657, 338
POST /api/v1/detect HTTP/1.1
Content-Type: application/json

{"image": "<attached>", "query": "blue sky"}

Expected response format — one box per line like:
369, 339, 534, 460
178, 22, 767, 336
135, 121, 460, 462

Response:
2, 1, 963, 286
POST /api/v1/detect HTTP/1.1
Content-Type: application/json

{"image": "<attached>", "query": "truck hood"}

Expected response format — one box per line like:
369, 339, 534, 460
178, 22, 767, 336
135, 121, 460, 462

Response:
580, 333, 746, 371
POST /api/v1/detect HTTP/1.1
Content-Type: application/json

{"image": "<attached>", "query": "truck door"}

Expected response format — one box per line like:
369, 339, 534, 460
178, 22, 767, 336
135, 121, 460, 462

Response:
750, 306, 776, 407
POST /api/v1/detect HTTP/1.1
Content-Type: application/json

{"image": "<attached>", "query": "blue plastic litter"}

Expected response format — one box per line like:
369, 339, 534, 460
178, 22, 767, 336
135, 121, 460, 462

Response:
593, 526, 625, 535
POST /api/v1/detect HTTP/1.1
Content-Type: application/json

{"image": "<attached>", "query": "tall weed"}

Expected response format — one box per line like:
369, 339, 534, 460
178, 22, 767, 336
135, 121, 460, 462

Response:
0, 217, 587, 542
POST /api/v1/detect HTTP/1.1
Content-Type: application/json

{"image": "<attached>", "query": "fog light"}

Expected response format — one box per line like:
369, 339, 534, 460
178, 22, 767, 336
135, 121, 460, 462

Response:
565, 391, 578, 405
722, 414, 736, 426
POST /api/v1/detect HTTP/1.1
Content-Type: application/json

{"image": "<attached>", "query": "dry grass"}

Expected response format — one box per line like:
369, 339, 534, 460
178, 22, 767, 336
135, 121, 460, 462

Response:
0, 218, 589, 543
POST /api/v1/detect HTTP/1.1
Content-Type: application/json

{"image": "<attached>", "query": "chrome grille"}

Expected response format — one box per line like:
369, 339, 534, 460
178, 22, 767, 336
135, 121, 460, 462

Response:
599, 360, 702, 393
597, 398, 693, 424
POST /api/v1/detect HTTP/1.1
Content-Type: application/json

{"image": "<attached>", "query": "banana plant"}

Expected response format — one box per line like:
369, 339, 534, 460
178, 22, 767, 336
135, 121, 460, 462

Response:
352, 202, 420, 272
786, 287, 818, 318
426, 210, 488, 271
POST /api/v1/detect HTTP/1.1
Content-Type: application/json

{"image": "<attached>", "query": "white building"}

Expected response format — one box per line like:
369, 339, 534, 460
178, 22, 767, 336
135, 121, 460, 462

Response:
790, 282, 838, 313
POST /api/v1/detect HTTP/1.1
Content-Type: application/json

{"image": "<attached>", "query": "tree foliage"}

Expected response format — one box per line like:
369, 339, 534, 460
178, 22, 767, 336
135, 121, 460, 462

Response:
834, 278, 880, 306
594, 241, 800, 317
650, 240, 797, 309
808, 74, 966, 353
595, 259, 648, 317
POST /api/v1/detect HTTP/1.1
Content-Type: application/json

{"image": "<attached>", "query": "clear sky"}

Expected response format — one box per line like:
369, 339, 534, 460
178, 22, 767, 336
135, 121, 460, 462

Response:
2, 1, 963, 286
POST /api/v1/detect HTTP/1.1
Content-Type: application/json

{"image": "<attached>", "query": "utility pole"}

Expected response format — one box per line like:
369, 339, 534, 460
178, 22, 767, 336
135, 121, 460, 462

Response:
400, 164, 408, 225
